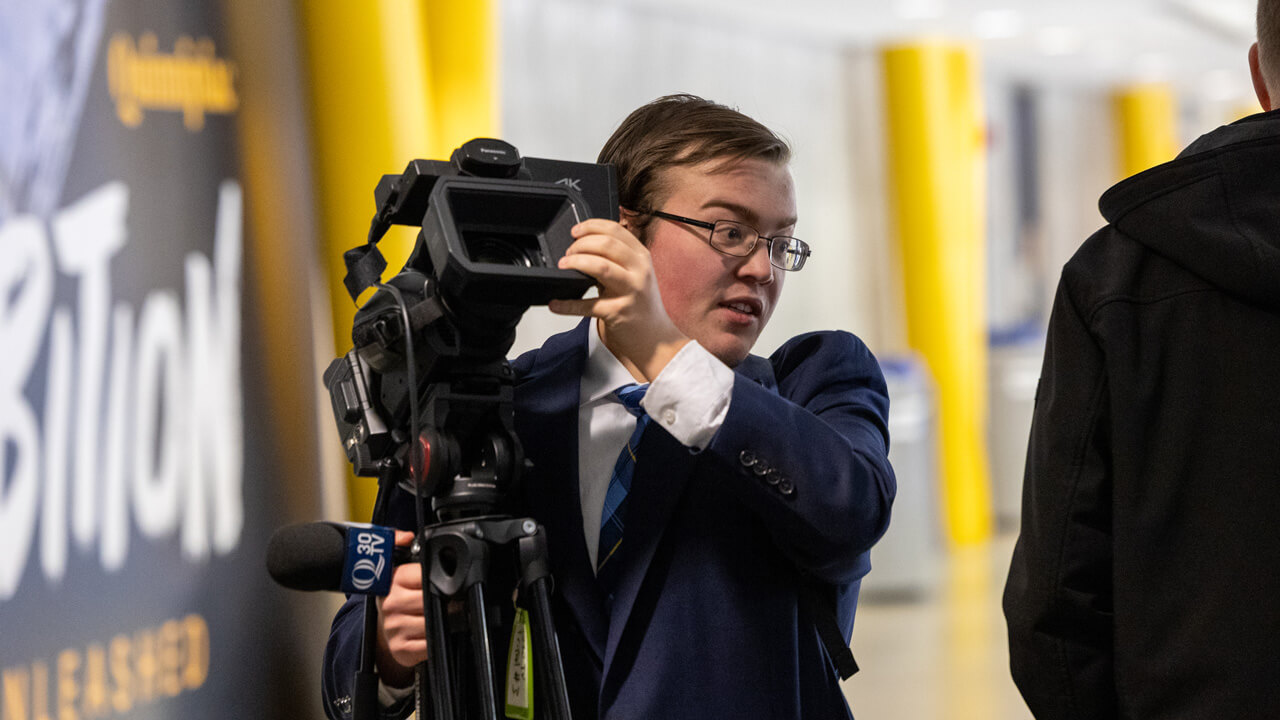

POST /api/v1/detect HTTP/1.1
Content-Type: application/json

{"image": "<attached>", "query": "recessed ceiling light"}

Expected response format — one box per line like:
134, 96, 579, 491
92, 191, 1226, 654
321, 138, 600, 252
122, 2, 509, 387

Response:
973, 9, 1022, 39
1036, 26, 1081, 56
1164, 0, 1256, 41
894, 0, 945, 20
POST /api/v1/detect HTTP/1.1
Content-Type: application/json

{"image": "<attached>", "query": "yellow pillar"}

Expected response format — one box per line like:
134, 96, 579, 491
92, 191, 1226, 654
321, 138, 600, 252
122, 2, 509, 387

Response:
1113, 83, 1178, 180
298, 1, 502, 522
298, 1, 437, 521
882, 42, 993, 545
424, 0, 501, 154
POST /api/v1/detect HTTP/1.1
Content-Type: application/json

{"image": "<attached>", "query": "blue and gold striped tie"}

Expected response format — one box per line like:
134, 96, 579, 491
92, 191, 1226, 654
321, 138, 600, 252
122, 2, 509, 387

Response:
597, 383, 649, 590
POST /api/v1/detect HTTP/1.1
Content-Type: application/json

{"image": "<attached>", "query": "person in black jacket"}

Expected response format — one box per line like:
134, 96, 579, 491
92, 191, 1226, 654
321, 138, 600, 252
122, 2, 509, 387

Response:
1003, 3, 1280, 718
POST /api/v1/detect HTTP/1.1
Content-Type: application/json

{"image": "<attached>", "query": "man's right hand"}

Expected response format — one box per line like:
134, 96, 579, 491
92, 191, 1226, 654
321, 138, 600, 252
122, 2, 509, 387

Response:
549, 218, 690, 381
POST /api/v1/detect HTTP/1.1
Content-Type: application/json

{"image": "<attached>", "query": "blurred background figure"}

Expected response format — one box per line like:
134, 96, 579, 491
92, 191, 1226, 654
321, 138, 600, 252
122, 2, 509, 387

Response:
0, 1, 1262, 718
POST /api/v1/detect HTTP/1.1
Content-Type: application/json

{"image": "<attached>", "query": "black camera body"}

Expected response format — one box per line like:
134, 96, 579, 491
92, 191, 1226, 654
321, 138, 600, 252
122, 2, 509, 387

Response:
369, 139, 618, 308
325, 139, 617, 505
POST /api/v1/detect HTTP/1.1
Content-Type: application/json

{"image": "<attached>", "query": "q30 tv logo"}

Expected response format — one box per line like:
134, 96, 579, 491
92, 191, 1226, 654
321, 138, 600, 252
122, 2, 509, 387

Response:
342, 526, 394, 595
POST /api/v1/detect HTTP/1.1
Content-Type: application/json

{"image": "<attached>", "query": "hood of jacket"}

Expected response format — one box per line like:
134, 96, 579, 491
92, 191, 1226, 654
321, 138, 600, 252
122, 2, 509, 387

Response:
1098, 108, 1280, 312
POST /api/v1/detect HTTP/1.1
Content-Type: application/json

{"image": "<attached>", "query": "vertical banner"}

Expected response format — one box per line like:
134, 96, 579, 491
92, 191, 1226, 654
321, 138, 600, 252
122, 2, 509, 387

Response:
1, 2, 328, 717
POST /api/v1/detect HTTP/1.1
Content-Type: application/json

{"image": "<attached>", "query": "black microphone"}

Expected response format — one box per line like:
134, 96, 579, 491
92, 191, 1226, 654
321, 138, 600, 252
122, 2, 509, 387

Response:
266, 522, 412, 595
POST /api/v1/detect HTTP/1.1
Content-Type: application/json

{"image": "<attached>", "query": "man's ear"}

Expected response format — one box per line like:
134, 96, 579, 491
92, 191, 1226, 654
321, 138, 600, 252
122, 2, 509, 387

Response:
619, 207, 640, 231
1250, 43, 1273, 112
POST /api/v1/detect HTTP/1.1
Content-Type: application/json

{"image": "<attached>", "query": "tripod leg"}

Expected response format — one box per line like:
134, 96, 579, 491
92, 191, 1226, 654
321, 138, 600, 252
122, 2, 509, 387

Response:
516, 529, 573, 720
421, 589, 455, 720
354, 596, 381, 720
525, 576, 573, 720
465, 582, 501, 720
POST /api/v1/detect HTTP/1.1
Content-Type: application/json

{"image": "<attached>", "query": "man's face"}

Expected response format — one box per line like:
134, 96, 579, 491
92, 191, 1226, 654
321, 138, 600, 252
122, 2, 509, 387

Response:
637, 157, 797, 367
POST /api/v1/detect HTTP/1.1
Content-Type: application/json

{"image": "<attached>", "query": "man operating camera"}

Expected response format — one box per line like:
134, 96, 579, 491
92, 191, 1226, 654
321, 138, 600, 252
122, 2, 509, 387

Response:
323, 94, 896, 720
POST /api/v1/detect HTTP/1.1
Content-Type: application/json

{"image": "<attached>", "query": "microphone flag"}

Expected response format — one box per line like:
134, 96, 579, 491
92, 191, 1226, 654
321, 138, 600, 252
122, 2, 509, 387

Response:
341, 523, 396, 596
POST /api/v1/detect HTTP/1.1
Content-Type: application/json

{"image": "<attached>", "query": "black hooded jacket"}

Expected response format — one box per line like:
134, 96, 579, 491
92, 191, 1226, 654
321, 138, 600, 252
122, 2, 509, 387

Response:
1004, 108, 1280, 720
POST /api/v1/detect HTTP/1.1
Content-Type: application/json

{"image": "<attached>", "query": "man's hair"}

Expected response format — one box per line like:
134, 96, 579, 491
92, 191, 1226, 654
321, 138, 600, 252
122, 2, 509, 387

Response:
597, 94, 791, 238
1262, 0, 1279, 89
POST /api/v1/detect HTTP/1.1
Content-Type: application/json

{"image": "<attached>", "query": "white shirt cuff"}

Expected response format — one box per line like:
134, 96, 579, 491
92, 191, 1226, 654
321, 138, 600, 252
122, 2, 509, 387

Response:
642, 341, 734, 451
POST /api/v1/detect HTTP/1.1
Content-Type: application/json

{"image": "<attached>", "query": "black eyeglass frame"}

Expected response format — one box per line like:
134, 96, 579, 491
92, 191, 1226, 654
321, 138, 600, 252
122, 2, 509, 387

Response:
644, 210, 811, 272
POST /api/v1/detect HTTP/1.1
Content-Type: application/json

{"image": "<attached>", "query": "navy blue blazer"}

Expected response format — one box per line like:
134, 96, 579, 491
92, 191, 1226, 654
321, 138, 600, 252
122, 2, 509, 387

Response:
323, 321, 895, 719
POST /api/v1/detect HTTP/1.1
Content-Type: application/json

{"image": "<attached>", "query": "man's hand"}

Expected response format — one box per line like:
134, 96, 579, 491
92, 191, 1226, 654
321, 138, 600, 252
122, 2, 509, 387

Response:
375, 530, 425, 688
549, 219, 689, 380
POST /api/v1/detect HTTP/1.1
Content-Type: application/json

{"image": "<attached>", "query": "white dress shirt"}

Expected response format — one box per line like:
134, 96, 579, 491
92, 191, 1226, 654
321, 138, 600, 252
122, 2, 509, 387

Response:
577, 324, 734, 569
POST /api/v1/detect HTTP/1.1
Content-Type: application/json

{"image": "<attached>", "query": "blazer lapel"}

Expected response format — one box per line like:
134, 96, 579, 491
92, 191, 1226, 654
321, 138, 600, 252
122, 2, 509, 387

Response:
736, 354, 778, 391
600, 352, 779, 685
513, 320, 608, 664
600, 426, 695, 672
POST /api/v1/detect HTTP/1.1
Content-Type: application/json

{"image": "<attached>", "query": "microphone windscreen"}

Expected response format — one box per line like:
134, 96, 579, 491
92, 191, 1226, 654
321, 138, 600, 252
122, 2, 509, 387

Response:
266, 522, 347, 592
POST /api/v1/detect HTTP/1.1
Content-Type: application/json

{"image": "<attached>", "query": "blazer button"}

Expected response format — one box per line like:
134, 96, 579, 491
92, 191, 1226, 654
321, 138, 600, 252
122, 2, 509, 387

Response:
753, 462, 771, 477
739, 450, 757, 467
765, 469, 783, 486
777, 478, 795, 497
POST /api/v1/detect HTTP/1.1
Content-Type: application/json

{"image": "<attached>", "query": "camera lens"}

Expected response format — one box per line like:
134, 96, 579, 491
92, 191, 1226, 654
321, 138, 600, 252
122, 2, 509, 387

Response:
461, 230, 544, 268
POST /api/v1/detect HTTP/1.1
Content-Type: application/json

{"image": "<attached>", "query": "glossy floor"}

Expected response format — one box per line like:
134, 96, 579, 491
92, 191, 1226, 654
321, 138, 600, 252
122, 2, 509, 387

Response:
841, 533, 1033, 720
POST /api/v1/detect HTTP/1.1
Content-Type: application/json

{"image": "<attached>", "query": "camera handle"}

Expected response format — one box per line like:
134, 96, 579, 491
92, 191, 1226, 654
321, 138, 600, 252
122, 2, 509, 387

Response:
413, 516, 572, 720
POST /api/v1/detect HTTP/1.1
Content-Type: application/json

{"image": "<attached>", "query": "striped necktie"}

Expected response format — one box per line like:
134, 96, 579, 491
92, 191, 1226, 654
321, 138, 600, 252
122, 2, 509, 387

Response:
597, 383, 649, 589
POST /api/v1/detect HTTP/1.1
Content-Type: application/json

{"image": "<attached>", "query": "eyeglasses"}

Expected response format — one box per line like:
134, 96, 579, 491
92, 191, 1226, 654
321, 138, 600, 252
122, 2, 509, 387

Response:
646, 210, 811, 272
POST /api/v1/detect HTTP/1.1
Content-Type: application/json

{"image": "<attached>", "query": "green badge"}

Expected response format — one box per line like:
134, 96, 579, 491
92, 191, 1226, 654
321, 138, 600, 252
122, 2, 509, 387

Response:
505, 607, 534, 719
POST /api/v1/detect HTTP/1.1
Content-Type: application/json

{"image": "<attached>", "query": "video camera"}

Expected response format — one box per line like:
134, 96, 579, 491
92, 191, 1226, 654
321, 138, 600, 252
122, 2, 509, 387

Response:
324, 138, 617, 504
317, 138, 612, 720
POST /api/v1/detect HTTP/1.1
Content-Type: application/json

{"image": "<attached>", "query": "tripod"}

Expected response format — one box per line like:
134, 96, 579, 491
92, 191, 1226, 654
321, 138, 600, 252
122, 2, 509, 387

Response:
352, 370, 574, 720
414, 515, 570, 720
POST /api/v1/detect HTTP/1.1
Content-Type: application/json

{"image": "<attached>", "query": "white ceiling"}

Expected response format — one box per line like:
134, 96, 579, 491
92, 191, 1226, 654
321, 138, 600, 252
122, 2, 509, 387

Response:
611, 0, 1259, 99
